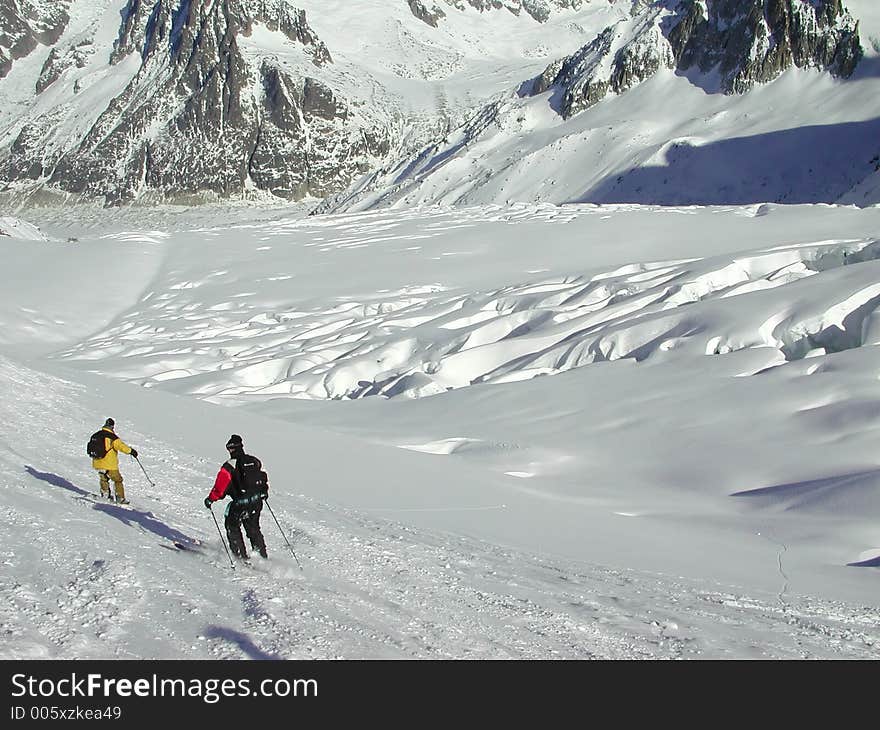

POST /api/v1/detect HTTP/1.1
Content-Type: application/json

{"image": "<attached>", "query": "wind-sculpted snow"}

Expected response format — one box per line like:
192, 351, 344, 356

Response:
52, 207, 880, 404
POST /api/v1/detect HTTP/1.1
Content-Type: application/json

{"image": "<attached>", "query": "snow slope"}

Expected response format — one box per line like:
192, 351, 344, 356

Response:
1, 200, 879, 659
0, 215, 46, 240
327, 59, 880, 211
6, 348, 874, 661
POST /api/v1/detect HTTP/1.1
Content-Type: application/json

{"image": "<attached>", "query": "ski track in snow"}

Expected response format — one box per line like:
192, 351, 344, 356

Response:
1, 356, 878, 660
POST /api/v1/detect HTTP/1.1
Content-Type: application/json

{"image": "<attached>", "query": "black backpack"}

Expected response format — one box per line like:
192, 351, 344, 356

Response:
87, 430, 110, 459
226, 455, 268, 498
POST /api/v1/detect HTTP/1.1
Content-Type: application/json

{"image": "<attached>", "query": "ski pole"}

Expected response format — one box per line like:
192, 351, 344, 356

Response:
264, 499, 301, 569
208, 505, 235, 570
133, 455, 156, 488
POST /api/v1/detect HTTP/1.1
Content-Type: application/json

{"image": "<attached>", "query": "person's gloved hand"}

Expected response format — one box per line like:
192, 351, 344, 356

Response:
130, 448, 138, 458
204, 497, 213, 509
261, 491, 268, 501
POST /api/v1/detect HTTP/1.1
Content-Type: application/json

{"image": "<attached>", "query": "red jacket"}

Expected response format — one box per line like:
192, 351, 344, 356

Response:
207, 455, 265, 502
207, 465, 234, 502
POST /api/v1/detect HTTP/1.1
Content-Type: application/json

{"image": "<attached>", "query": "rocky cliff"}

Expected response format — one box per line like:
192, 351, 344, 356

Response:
1, 0, 390, 204
0, 0, 70, 79
531, 0, 862, 118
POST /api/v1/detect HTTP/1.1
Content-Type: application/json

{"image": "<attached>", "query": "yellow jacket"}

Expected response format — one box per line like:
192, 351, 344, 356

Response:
91, 427, 133, 471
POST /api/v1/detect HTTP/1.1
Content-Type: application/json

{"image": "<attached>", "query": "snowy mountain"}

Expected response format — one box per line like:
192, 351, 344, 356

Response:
1, 1, 877, 208
319, 0, 880, 211
0, 0, 624, 205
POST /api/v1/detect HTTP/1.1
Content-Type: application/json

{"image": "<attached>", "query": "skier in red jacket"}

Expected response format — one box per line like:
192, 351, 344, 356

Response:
204, 434, 269, 559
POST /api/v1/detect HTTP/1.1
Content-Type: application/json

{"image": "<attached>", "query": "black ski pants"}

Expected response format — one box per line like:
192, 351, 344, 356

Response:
224, 500, 267, 558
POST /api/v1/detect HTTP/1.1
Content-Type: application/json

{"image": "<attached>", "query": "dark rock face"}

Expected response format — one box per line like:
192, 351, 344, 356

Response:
0, 0, 70, 78
111, 0, 330, 66
531, 4, 677, 118
1, 0, 388, 204
667, 0, 862, 94
36, 40, 91, 94
532, 0, 863, 118
408, 0, 446, 27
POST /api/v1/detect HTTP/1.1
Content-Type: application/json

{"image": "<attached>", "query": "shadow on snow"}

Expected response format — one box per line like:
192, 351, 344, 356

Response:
574, 117, 880, 206
202, 625, 283, 660
730, 468, 880, 512
732, 468, 880, 568
25, 465, 198, 548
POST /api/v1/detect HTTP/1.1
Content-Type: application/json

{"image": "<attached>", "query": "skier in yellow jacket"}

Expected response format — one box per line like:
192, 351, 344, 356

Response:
91, 418, 138, 504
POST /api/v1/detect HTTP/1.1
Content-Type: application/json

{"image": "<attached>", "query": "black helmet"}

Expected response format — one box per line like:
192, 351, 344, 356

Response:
104, 418, 115, 428
226, 434, 243, 450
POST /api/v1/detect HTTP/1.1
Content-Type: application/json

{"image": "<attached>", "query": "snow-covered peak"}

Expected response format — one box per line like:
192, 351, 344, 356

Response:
424, 0, 589, 24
